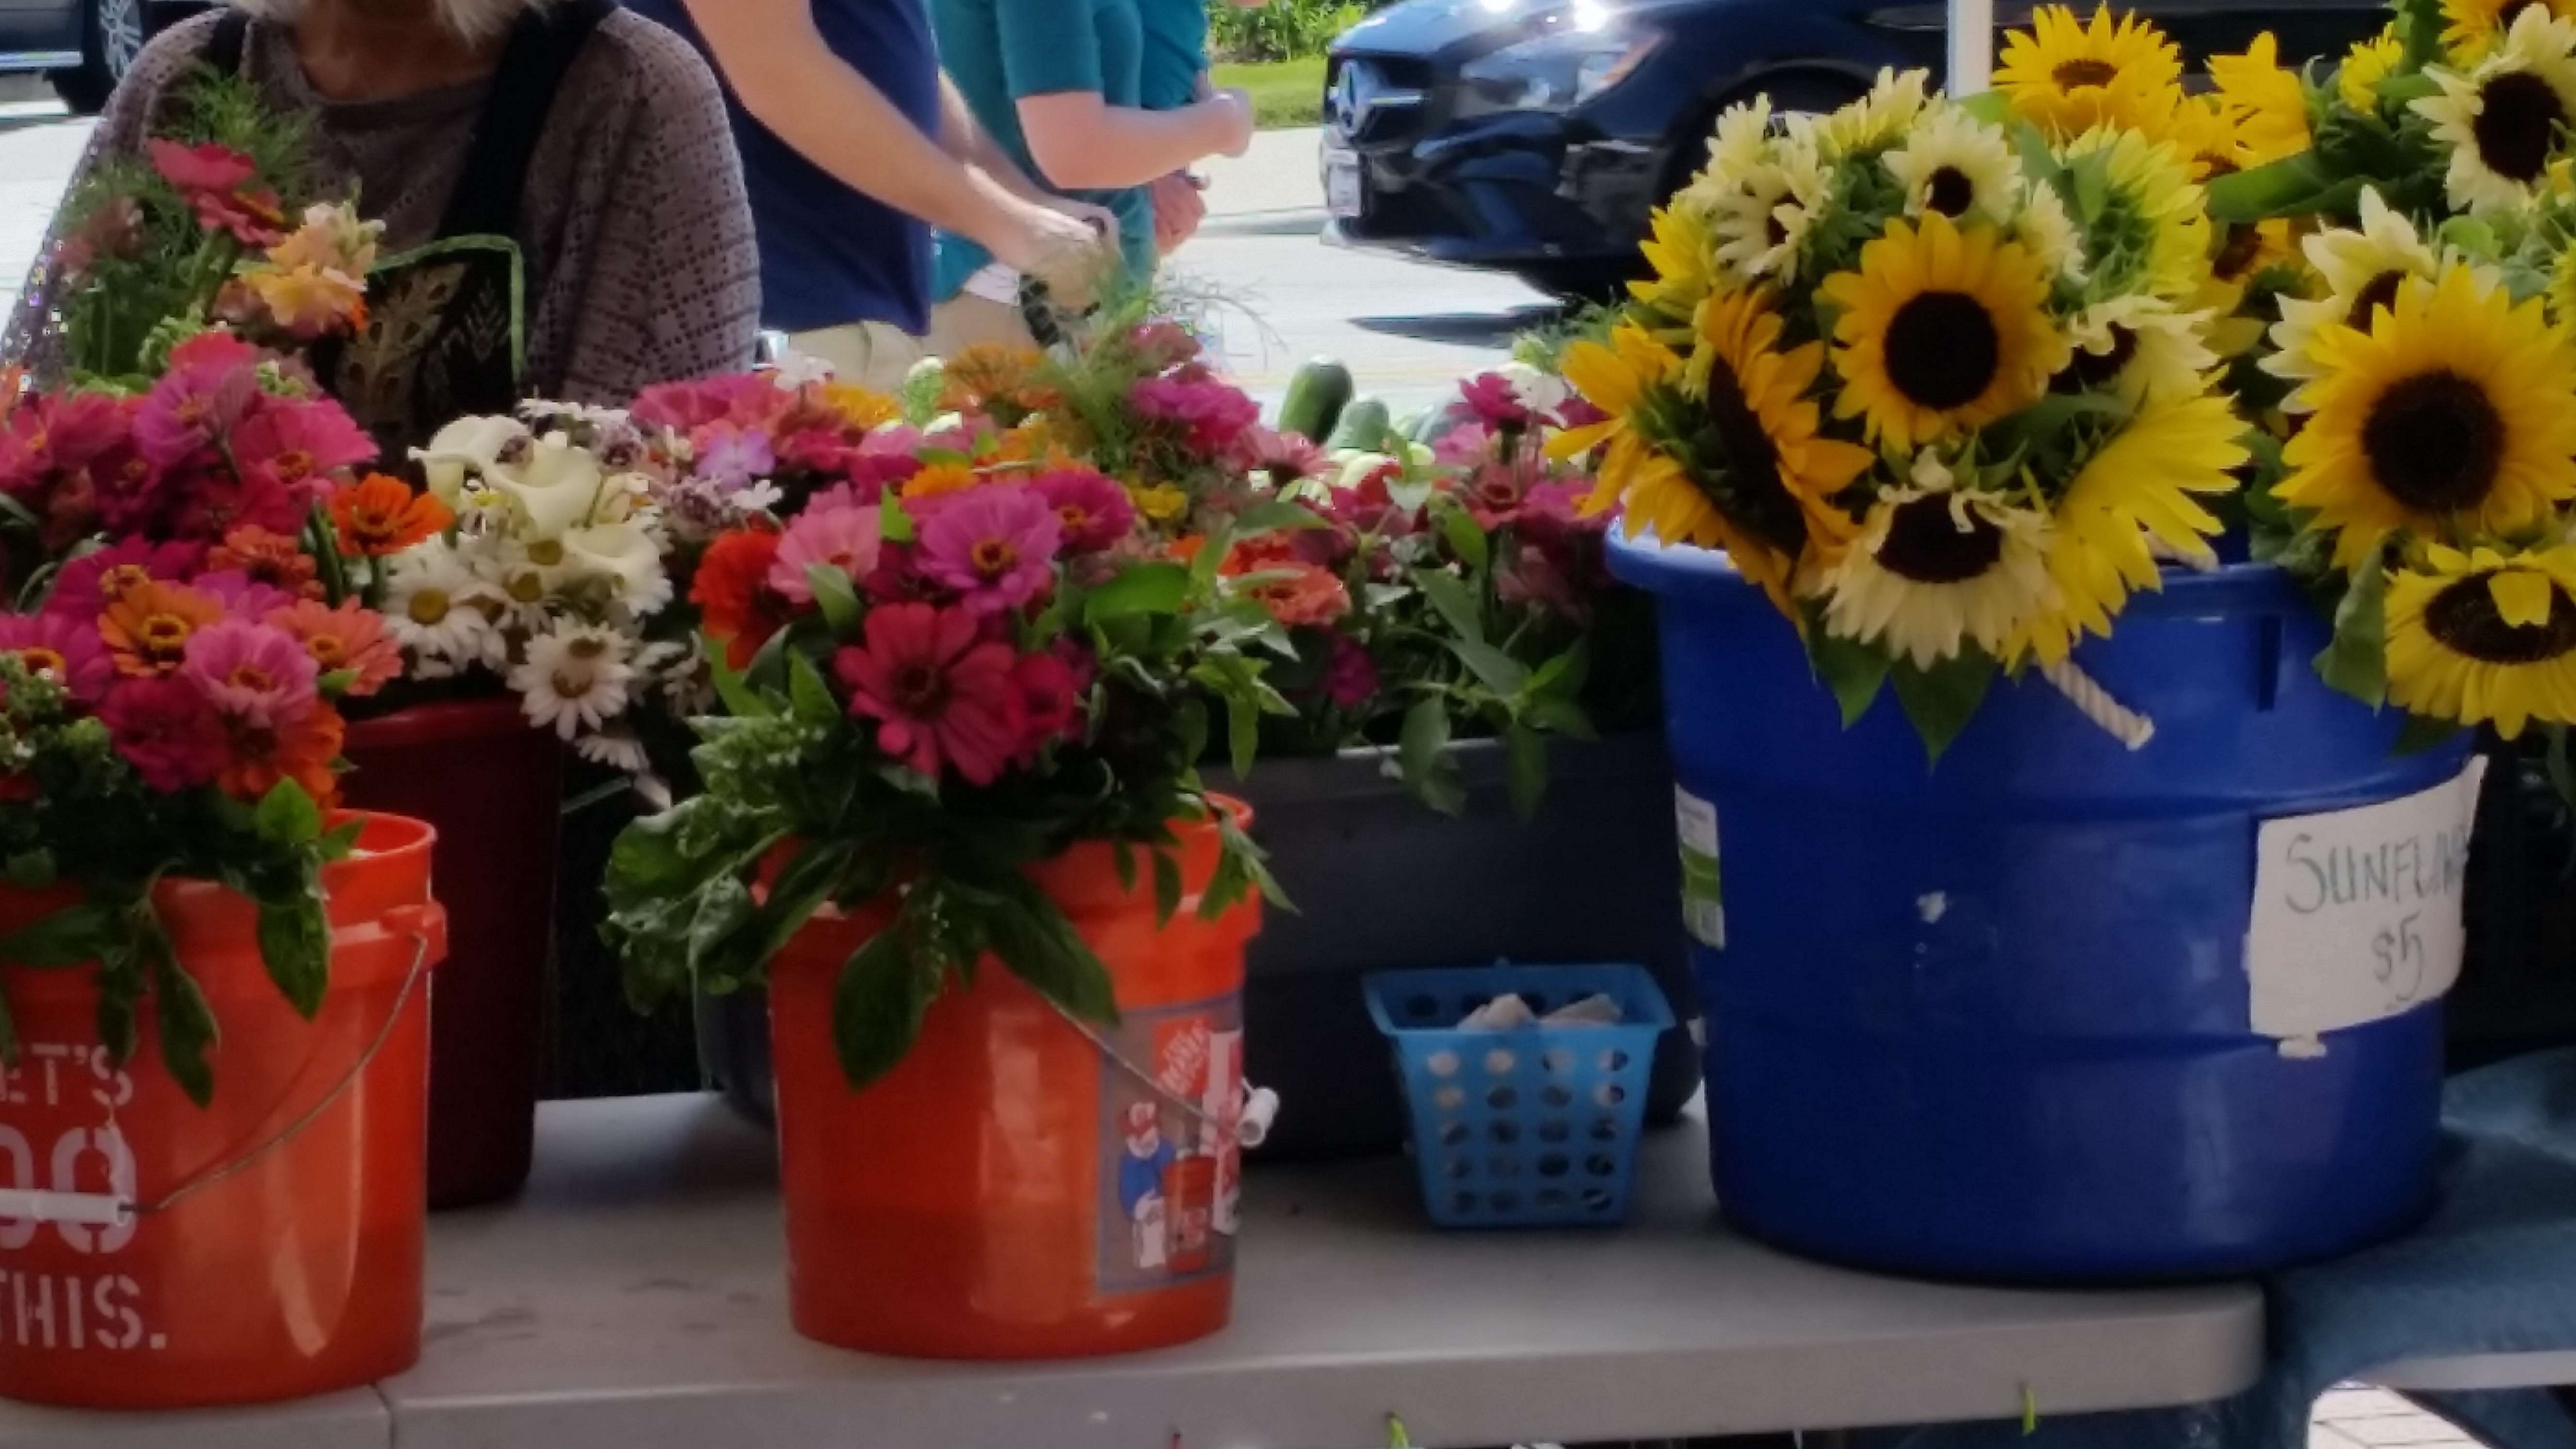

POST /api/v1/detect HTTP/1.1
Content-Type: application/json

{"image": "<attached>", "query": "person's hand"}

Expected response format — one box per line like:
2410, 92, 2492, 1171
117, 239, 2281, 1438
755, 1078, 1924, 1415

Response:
1204, 89, 1256, 159
1046, 195, 1120, 240
1151, 172, 1207, 256
989, 195, 1111, 307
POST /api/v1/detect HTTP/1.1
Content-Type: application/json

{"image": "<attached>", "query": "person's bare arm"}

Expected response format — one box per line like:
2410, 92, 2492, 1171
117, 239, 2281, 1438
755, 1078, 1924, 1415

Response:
935, 74, 1116, 235
1017, 89, 1253, 192
679, 0, 1099, 276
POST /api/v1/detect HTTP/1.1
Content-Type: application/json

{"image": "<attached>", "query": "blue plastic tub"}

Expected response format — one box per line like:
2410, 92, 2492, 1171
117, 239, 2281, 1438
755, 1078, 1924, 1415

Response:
1365, 965, 1673, 1227
1608, 534, 2471, 1281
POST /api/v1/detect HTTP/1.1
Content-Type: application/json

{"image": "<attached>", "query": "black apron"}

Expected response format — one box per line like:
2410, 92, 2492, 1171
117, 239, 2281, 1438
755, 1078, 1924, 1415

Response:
201, 0, 611, 453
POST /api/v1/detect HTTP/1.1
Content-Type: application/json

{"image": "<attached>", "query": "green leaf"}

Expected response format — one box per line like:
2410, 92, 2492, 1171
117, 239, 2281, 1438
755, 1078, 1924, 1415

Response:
147, 941, 219, 1109
316, 821, 363, 864
2392, 711, 2463, 757
0, 903, 120, 967
1889, 649, 1996, 764
1521, 696, 1598, 740
786, 649, 841, 726
1413, 568, 1484, 646
987, 876, 1119, 1025
684, 873, 757, 979
256, 897, 330, 1018
3, 850, 54, 890
253, 780, 323, 847
1084, 561, 1191, 624
704, 630, 774, 718
832, 930, 933, 1090
1449, 639, 1530, 697
1234, 499, 1329, 535
2315, 551, 2390, 707
1152, 850, 1184, 925
1806, 622, 1891, 727
1202, 812, 1290, 916
2203, 153, 2332, 225
1399, 696, 1467, 814
880, 491, 916, 544
1437, 505, 1491, 574
1112, 840, 1139, 895
1524, 639, 1590, 702
1505, 723, 1548, 821
1227, 687, 1260, 779
806, 564, 863, 638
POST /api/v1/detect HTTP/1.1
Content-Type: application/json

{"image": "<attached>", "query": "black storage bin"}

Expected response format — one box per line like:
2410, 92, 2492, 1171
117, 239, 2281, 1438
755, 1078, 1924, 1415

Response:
696, 732, 1704, 1156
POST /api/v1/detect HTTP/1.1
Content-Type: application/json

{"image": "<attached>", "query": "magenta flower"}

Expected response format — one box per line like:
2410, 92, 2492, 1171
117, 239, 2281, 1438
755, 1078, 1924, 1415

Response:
1247, 427, 1330, 487
0, 613, 115, 701
1433, 421, 1494, 468
1129, 320, 1203, 371
1497, 538, 1595, 624
192, 569, 296, 619
693, 421, 777, 489
632, 374, 796, 434
1128, 377, 1261, 456
134, 336, 263, 466
148, 138, 257, 197
99, 676, 227, 792
45, 540, 207, 619
147, 140, 282, 246
179, 619, 319, 729
832, 603, 1025, 785
229, 395, 376, 501
1032, 468, 1136, 553
1324, 636, 1380, 711
767, 501, 885, 605
1460, 373, 1532, 429
1465, 458, 1542, 530
915, 484, 1062, 616
1011, 648, 1084, 760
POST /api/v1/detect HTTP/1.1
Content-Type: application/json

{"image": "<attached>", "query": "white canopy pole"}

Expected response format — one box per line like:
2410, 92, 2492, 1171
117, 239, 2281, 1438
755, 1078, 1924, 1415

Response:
1948, 0, 1995, 94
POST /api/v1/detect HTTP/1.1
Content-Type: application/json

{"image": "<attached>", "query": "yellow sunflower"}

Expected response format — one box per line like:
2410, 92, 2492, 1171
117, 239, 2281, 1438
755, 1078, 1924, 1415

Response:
2549, 244, 2576, 325
1881, 108, 2023, 225
2414, 7, 2576, 215
1662, 287, 1875, 570
1554, 322, 1687, 511
1708, 141, 1827, 282
820, 382, 901, 431
1811, 68, 1932, 158
1629, 204, 1715, 321
2339, 24, 2405, 111
2209, 33, 2314, 165
2441, 0, 2576, 62
2053, 294, 2221, 406
2386, 542, 2576, 737
2264, 187, 2442, 393
1997, 5, 2185, 141
2150, 91, 2250, 180
2013, 179, 2089, 283
2060, 125, 2214, 300
2014, 393, 2248, 665
1820, 210, 2070, 451
2277, 263, 2576, 567
1806, 457, 2059, 668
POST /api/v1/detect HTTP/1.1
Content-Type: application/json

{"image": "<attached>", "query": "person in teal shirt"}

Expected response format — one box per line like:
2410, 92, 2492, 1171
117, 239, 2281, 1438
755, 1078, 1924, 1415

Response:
926, 0, 1253, 349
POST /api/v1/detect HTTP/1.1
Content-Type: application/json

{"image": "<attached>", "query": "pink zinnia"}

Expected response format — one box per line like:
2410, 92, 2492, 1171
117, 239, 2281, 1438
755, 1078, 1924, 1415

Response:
0, 613, 115, 701
267, 598, 402, 696
1129, 320, 1203, 371
150, 138, 281, 246
179, 619, 319, 729
915, 484, 1062, 616
632, 373, 796, 435
1246, 427, 1330, 487
99, 676, 227, 791
1324, 636, 1380, 711
833, 603, 1024, 785
1460, 373, 1532, 429
134, 336, 262, 466
148, 138, 258, 197
1465, 458, 1540, 530
1032, 468, 1136, 553
229, 394, 376, 501
1128, 377, 1261, 456
193, 569, 296, 619
1011, 648, 1084, 760
45, 540, 206, 619
4, 390, 133, 485
768, 502, 885, 605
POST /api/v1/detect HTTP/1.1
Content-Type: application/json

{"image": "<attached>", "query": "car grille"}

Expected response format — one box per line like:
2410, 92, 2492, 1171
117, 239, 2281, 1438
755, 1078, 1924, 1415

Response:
1325, 56, 1433, 148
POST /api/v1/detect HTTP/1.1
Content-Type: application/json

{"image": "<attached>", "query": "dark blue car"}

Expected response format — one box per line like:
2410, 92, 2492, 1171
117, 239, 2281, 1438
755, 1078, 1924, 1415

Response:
1321, 0, 2381, 297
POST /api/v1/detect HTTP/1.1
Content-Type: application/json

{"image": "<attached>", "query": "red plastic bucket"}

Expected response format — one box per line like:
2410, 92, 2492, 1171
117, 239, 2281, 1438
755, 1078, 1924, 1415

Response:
343, 697, 562, 1208
0, 814, 447, 1409
769, 804, 1261, 1360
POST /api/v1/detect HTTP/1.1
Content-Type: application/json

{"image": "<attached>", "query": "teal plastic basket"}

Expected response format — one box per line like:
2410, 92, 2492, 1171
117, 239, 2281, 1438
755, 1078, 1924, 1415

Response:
1364, 965, 1674, 1228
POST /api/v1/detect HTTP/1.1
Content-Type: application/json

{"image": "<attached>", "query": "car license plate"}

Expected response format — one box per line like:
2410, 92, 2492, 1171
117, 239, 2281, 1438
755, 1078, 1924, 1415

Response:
1325, 153, 1363, 219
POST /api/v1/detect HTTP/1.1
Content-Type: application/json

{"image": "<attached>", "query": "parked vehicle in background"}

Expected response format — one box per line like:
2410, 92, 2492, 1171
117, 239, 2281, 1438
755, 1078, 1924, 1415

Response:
1321, 0, 2383, 298
0, 0, 201, 113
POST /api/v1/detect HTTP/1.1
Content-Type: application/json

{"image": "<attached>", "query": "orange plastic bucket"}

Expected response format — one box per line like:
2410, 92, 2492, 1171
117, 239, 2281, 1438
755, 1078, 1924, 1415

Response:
770, 803, 1261, 1360
0, 814, 448, 1409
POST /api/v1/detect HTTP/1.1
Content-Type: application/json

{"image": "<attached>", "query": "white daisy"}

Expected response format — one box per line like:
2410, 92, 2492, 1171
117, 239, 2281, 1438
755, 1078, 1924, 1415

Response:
563, 521, 676, 619
2414, 7, 2576, 216
1709, 140, 1826, 280
509, 624, 636, 741
574, 728, 651, 774
1812, 68, 1931, 159
1706, 96, 1779, 178
386, 541, 504, 676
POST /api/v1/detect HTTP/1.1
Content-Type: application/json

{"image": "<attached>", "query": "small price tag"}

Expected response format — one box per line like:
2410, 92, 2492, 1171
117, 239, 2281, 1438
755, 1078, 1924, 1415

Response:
1674, 787, 1725, 950
2246, 759, 2488, 1043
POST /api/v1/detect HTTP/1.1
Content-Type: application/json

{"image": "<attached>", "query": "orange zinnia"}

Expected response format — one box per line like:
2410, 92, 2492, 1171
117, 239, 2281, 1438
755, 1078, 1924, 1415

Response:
330, 474, 453, 557
99, 582, 224, 677
820, 382, 900, 432
900, 462, 982, 502
219, 701, 346, 807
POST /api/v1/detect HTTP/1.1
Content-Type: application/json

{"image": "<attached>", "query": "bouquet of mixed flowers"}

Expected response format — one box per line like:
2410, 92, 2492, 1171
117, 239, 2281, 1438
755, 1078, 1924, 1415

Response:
605, 360, 1295, 1087
1562, 61, 2248, 754
1216, 361, 1657, 814
2150, 0, 2576, 754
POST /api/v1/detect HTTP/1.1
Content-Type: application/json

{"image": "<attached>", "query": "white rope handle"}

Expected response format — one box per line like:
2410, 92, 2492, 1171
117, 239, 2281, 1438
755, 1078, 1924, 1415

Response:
2041, 660, 2157, 751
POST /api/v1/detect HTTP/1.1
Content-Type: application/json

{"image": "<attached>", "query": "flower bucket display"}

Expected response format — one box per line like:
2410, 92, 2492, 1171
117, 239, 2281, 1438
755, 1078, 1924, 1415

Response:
1615, 538, 2469, 1278
0, 814, 448, 1409
770, 809, 1259, 1359
341, 698, 561, 1208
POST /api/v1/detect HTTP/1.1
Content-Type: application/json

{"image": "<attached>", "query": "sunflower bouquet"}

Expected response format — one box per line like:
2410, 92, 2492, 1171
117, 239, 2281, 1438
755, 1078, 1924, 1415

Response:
1562, 69, 2248, 754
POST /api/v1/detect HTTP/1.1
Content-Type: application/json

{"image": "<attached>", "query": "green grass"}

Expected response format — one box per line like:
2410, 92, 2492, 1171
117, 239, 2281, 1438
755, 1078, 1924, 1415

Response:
1213, 57, 1329, 130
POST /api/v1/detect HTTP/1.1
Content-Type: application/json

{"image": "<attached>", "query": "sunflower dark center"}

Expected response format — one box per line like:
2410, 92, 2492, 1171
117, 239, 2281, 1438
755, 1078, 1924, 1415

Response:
2346, 270, 2408, 330
2053, 323, 2139, 394
1764, 211, 1788, 246
2213, 224, 2266, 281
2361, 370, 2507, 513
2052, 58, 2119, 89
1699, 362, 1811, 555
2471, 70, 2563, 183
1884, 292, 1999, 411
2501, 0, 2546, 32
1877, 494, 2006, 584
1925, 165, 1976, 216
2425, 573, 2576, 663
892, 662, 947, 712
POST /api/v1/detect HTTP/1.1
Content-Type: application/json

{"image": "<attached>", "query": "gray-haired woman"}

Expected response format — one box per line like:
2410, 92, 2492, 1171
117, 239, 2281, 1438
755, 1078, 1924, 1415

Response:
5, 0, 760, 431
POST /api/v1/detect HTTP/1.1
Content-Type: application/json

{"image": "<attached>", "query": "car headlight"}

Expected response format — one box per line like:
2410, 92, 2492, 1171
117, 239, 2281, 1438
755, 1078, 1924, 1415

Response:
1458, 19, 1665, 112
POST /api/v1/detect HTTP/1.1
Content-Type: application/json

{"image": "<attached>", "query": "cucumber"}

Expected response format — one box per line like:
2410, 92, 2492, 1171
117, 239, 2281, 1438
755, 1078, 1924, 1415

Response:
1275, 357, 1355, 443
1325, 397, 1392, 453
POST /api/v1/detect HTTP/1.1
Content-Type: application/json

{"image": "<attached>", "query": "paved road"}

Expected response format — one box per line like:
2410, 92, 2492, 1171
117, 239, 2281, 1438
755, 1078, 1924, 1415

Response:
0, 113, 1544, 416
